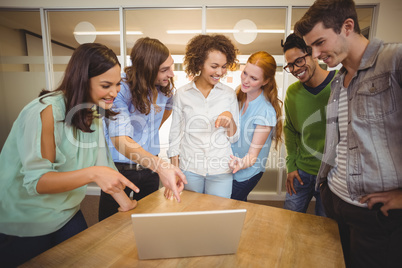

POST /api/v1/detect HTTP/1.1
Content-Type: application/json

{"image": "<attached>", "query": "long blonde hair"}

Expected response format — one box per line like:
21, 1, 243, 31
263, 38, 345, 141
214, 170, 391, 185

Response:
237, 51, 283, 149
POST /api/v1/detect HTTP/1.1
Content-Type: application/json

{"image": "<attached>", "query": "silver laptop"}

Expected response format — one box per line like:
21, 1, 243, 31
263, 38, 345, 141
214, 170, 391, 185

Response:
131, 209, 247, 260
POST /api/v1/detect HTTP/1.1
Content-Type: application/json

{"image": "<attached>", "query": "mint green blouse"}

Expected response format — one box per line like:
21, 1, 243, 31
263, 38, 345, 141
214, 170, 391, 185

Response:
0, 93, 115, 236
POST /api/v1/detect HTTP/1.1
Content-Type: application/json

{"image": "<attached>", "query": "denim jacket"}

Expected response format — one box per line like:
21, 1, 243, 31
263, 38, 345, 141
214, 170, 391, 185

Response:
317, 38, 402, 201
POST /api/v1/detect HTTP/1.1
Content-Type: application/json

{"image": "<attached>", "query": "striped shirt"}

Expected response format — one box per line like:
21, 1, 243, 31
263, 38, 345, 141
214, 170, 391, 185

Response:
327, 84, 365, 207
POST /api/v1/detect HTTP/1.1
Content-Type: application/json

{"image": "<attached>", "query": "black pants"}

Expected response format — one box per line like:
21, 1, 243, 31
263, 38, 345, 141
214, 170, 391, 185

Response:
320, 181, 402, 268
98, 166, 160, 221
0, 210, 87, 268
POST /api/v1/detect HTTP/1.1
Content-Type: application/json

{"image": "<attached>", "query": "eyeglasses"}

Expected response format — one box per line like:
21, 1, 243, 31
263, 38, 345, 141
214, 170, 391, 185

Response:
283, 53, 311, 73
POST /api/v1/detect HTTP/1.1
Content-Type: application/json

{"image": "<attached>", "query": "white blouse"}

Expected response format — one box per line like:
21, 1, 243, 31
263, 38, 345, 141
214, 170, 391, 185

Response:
168, 81, 239, 176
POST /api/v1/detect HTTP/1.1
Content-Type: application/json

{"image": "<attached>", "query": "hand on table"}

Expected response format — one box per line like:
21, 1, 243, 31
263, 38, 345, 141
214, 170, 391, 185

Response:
158, 162, 186, 202
164, 184, 183, 201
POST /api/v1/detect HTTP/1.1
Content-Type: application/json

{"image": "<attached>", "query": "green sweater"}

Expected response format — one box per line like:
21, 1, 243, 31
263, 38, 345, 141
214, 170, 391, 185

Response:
284, 73, 336, 175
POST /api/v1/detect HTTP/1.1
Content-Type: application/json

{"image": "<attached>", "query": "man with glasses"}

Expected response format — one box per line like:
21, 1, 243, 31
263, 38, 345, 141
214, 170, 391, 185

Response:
282, 33, 336, 216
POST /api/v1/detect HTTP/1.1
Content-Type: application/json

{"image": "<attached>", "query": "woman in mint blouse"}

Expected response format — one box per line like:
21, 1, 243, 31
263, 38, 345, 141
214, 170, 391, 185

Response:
0, 43, 137, 267
230, 51, 283, 201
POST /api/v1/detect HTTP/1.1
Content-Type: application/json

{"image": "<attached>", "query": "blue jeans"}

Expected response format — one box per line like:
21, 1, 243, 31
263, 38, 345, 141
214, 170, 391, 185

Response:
0, 210, 87, 268
183, 170, 233, 198
283, 169, 326, 216
231, 172, 263, 201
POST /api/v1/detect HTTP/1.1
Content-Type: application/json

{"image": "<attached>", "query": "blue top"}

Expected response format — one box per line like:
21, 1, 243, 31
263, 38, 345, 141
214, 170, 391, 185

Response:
104, 74, 173, 164
231, 92, 277, 182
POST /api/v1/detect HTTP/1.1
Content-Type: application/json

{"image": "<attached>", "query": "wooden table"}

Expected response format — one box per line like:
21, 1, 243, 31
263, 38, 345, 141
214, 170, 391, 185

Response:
21, 189, 345, 268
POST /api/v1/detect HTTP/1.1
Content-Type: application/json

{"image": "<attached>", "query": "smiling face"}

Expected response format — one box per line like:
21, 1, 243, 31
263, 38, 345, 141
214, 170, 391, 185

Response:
241, 63, 267, 99
155, 54, 174, 87
303, 22, 348, 68
89, 64, 121, 110
198, 50, 228, 87
284, 47, 317, 85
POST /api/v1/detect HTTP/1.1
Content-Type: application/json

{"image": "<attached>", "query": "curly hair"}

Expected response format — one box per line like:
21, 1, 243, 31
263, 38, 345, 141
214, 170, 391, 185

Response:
183, 34, 238, 78
124, 37, 173, 115
236, 51, 283, 149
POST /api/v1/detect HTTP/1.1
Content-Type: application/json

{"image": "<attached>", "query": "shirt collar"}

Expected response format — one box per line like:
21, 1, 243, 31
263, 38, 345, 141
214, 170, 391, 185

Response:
184, 81, 225, 91
338, 38, 383, 76
359, 38, 383, 71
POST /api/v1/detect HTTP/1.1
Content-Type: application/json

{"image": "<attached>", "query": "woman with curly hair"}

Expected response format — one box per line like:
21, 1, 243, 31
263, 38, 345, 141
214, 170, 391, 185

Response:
99, 37, 187, 220
229, 51, 283, 201
167, 34, 239, 199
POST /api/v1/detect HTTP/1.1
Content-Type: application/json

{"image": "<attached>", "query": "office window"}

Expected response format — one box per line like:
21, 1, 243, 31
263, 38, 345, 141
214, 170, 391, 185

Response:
125, 8, 202, 89
47, 10, 121, 73
0, 10, 44, 72
206, 7, 287, 56
125, 8, 202, 55
0, 9, 47, 150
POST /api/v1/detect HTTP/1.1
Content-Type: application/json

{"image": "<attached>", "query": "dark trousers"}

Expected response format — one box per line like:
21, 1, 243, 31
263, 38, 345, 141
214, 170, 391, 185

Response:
320, 181, 402, 268
98, 166, 160, 221
231, 172, 263, 201
0, 210, 87, 268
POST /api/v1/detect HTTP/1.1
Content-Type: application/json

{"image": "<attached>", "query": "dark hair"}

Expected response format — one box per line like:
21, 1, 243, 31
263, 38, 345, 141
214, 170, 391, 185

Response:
124, 37, 173, 115
282, 33, 312, 54
236, 51, 283, 149
40, 43, 120, 132
184, 34, 238, 78
294, 0, 360, 36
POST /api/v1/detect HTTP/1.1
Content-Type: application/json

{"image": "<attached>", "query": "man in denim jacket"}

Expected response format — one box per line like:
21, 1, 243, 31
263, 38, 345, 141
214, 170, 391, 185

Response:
295, 0, 402, 267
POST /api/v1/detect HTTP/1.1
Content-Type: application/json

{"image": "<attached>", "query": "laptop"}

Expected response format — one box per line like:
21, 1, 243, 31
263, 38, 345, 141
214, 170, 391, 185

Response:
130, 209, 247, 260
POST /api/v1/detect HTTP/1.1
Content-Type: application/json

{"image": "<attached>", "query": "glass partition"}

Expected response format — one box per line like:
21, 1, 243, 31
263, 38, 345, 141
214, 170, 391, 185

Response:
0, 9, 45, 150
48, 10, 121, 75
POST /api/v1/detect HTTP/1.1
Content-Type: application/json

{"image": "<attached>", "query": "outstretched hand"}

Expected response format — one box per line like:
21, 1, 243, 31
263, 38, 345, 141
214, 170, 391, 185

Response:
157, 161, 187, 202
92, 166, 139, 195
92, 166, 139, 212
